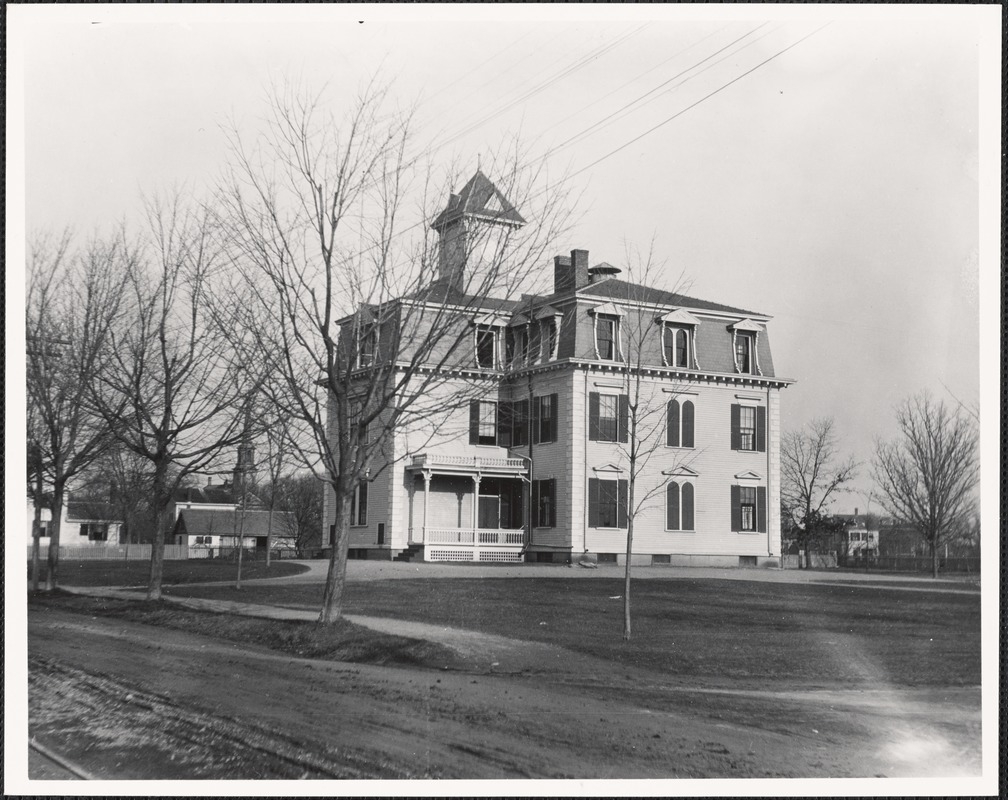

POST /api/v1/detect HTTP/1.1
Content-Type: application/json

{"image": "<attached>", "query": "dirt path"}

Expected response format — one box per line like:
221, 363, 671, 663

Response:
27, 607, 980, 779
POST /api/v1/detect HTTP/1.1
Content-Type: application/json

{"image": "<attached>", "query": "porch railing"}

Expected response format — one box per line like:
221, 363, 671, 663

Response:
410, 453, 527, 470
424, 528, 524, 546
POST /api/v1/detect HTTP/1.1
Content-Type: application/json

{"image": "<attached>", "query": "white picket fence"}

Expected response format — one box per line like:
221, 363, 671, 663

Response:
26, 544, 191, 561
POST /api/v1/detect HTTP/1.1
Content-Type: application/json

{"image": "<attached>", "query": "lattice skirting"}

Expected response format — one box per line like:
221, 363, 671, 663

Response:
426, 547, 523, 563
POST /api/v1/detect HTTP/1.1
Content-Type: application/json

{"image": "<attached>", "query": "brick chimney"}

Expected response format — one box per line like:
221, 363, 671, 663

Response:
553, 249, 590, 294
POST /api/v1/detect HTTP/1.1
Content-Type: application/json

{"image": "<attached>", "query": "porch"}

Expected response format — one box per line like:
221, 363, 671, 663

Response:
406, 452, 528, 562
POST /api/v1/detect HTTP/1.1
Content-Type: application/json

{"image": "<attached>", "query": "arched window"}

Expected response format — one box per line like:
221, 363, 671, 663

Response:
666, 481, 680, 530
675, 328, 688, 367
667, 481, 696, 531
681, 482, 694, 530
666, 398, 695, 448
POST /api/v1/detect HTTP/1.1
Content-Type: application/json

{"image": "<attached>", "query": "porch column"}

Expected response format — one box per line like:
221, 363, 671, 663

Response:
472, 473, 482, 547
421, 470, 431, 544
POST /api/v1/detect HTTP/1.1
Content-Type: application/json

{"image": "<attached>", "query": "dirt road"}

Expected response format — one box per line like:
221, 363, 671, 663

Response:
27, 607, 980, 780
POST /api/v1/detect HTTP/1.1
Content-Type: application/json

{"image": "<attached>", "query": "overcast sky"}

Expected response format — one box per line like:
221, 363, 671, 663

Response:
7, 4, 998, 515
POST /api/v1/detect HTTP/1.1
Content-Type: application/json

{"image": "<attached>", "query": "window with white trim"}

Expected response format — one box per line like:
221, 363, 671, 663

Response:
739, 405, 756, 451
540, 318, 557, 361
595, 314, 619, 360
588, 477, 628, 529
735, 332, 755, 374
505, 326, 527, 367
666, 398, 695, 448
350, 482, 368, 527
739, 486, 756, 531
475, 325, 499, 369
357, 324, 377, 368
664, 326, 691, 368
478, 401, 497, 445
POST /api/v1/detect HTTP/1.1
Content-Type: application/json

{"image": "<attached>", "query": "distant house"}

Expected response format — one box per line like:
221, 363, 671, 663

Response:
830, 508, 879, 558
27, 496, 124, 548
172, 508, 296, 554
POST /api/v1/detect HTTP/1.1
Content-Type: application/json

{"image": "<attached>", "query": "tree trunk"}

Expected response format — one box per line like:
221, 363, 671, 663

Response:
623, 478, 636, 642
266, 504, 274, 569
45, 483, 66, 592
931, 537, 939, 579
147, 463, 170, 601
235, 493, 248, 590
319, 494, 351, 623
31, 500, 43, 593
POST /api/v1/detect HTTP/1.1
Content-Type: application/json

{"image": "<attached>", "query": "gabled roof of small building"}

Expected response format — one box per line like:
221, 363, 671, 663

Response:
66, 500, 121, 522
171, 485, 263, 507
173, 508, 296, 538
431, 170, 526, 230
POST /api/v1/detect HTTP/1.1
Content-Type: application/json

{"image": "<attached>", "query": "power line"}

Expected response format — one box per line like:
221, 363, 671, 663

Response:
546, 23, 773, 158
538, 23, 731, 138
566, 24, 831, 182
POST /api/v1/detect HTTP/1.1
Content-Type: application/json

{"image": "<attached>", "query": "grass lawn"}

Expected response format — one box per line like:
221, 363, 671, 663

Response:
166, 577, 981, 689
29, 559, 309, 587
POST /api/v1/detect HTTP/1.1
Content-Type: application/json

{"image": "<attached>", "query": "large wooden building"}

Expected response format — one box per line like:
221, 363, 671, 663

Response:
324, 171, 793, 565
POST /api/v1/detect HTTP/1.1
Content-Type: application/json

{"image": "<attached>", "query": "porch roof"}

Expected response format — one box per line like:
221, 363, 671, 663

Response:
407, 452, 528, 478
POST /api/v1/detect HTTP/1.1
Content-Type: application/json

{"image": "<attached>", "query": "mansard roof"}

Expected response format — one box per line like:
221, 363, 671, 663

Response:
575, 278, 766, 318
406, 279, 522, 312
431, 170, 526, 230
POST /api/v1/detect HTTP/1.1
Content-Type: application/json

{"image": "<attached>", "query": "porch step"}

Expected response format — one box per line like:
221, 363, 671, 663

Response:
393, 543, 424, 563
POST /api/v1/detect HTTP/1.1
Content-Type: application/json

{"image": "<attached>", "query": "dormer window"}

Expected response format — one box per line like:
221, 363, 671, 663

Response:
735, 333, 753, 374
657, 309, 701, 369
357, 324, 377, 368
596, 315, 618, 360
475, 325, 499, 369
540, 318, 557, 362
505, 326, 528, 367
664, 327, 691, 368
729, 318, 763, 376
474, 314, 508, 370
590, 302, 625, 362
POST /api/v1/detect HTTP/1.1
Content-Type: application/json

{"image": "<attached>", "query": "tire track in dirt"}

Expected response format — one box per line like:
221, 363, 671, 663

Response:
29, 655, 401, 779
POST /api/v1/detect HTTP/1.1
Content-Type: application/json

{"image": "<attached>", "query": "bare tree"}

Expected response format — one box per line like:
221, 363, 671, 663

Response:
275, 472, 324, 556
873, 392, 979, 578
780, 417, 858, 568
26, 230, 126, 590
218, 78, 571, 622
91, 192, 252, 600
606, 243, 697, 640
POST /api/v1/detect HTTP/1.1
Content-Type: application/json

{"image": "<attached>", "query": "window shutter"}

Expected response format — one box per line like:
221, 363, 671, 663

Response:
329, 524, 336, 545
532, 480, 540, 528
756, 406, 767, 452
548, 478, 557, 527
498, 401, 512, 448
730, 484, 741, 532
549, 393, 558, 443
531, 397, 541, 445
359, 482, 368, 526
666, 482, 679, 530
757, 486, 767, 532
588, 392, 600, 441
469, 400, 480, 445
617, 479, 629, 528
730, 404, 741, 451
666, 400, 680, 447
588, 478, 600, 528
682, 483, 694, 530
682, 400, 695, 448
618, 395, 630, 443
